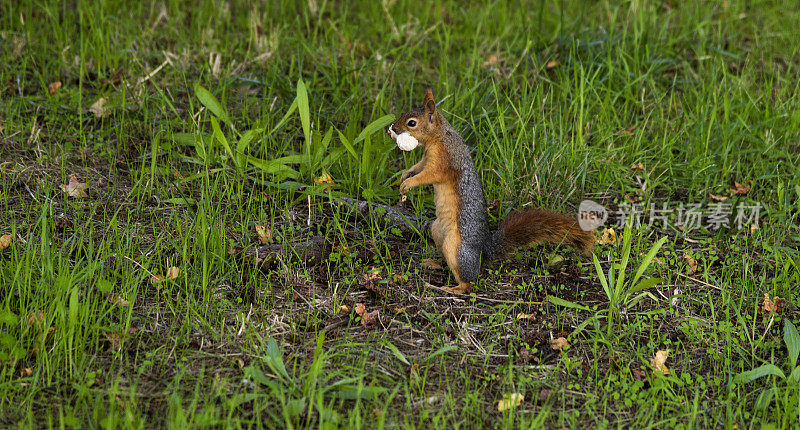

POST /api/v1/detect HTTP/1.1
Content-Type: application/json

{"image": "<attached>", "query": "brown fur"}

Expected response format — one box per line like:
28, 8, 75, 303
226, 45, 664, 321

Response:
496, 208, 595, 257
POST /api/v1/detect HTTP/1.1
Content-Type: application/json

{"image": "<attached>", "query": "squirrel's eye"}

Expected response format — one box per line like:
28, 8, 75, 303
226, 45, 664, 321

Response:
407, 119, 417, 127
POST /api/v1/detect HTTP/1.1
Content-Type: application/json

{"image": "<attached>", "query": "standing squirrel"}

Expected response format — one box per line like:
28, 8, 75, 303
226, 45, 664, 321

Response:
388, 89, 594, 293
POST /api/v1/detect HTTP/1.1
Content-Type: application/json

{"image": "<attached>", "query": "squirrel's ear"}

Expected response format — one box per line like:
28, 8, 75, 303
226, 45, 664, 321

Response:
423, 89, 436, 121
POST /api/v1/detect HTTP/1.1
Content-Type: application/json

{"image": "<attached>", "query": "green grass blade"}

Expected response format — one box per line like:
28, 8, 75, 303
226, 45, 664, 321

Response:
547, 295, 590, 311
784, 319, 800, 368
194, 84, 230, 126
630, 236, 668, 289
353, 114, 395, 145
733, 364, 786, 384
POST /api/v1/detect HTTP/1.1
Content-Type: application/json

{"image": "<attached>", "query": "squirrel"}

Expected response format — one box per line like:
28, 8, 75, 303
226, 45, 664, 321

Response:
387, 89, 595, 294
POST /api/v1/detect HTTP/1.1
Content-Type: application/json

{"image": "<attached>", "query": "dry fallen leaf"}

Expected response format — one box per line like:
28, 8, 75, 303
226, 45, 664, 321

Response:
27, 311, 45, 326
255, 224, 271, 244
537, 389, 551, 403
60, 175, 89, 198
545, 59, 560, 69
151, 266, 180, 284
762, 293, 779, 314
597, 228, 617, 245
497, 393, 524, 411
354, 302, 379, 328
482, 53, 500, 68
683, 254, 698, 275
354, 303, 366, 315
0, 234, 12, 250
107, 294, 131, 306
363, 267, 381, 281
621, 126, 637, 136
90, 97, 107, 118
361, 309, 380, 328
516, 313, 536, 321
422, 258, 443, 270
650, 350, 670, 375
550, 337, 570, 351
20, 368, 33, 378
103, 326, 139, 347
729, 180, 752, 196
48, 81, 62, 95
340, 304, 351, 313
314, 170, 335, 185
708, 193, 728, 202
631, 162, 645, 170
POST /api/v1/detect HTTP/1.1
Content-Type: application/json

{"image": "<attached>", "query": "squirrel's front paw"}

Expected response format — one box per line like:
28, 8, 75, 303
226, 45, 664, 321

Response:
399, 179, 413, 194
400, 169, 418, 182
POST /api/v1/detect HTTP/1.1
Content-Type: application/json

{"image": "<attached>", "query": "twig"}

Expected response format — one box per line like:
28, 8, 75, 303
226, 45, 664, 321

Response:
675, 272, 722, 291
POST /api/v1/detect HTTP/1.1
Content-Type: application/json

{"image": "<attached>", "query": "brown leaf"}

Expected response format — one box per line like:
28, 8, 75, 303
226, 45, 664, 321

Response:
729, 180, 752, 196
59, 175, 89, 198
545, 59, 560, 69
103, 326, 139, 347
0, 234, 12, 250
762, 293, 780, 314
621, 126, 637, 136
363, 267, 381, 282
497, 393, 524, 411
631, 162, 645, 170
537, 389, 551, 403
339, 304, 351, 313
20, 367, 33, 378
708, 193, 728, 202
516, 313, 536, 321
482, 53, 500, 69
314, 170, 335, 185
650, 350, 670, 375
550, 337, 569, 351
48, 81, 62, 95
255, 224, 271, 244
27, 311, 45, 326
151, 266, 180, 284
107, 294, 131, 306
90, 97, 107, 118
360, 309, 380, 328
354, 303, 366, 316
596, 228, 617, 245
683, 254, 698, 275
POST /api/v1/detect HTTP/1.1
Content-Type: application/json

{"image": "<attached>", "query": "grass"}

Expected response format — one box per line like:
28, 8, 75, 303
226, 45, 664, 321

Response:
2, 0, 800, 427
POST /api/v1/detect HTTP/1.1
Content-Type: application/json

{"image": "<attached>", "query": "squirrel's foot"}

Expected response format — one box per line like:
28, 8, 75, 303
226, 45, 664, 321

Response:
399, 179, 413, 194
444, 282, 471, 294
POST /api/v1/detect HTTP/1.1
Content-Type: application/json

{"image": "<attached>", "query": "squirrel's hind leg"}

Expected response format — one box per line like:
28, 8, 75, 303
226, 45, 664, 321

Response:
444, 282, 472, 294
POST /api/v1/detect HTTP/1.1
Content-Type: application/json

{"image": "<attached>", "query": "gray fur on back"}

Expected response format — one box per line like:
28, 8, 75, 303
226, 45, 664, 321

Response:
438, 116, 493, 283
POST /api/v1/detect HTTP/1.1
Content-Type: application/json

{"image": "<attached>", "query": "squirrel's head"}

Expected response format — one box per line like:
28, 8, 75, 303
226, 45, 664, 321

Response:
388, 89, 441, 151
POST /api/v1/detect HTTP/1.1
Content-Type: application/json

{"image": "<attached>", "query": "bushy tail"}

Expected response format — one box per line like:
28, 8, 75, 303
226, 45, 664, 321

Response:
485, 208, 595, 260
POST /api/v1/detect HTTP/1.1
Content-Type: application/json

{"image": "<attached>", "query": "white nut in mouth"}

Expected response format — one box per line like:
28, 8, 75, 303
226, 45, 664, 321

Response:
395, 132, 419, 151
